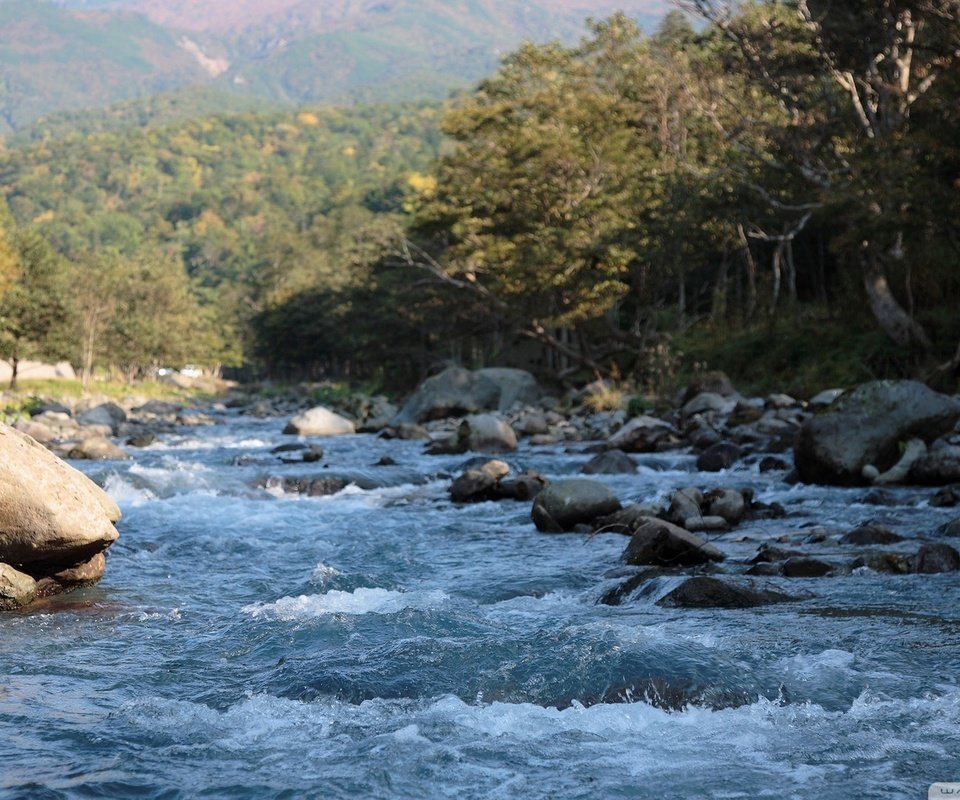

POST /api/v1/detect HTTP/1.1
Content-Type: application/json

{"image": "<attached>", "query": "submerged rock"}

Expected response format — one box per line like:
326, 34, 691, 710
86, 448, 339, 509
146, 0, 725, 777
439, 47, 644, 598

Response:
841, 524, 904, 545
656, 577, 795, 609
794, 380, 960, 486
531, 479, 621, 533
580, 450, 637, 475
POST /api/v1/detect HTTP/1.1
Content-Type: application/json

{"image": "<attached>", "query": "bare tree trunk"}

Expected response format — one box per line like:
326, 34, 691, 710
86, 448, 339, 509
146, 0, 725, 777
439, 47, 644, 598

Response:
861, 247, 931, 349
738, 224, 757, 320
711, 253, 730, 322
8, 356, 18, 391
770, 240, 783, 313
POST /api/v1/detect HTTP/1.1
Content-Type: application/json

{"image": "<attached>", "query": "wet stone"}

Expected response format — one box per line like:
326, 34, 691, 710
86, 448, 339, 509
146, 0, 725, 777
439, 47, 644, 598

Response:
656, 577, 797, 609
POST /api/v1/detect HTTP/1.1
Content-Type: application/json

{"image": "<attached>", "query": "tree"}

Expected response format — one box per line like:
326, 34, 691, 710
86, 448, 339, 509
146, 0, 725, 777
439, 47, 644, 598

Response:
682, 0, 960, 350
0, 226, 70, 388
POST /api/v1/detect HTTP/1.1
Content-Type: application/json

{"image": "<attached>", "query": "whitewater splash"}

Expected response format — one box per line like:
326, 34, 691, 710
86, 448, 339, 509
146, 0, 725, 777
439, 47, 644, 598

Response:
242, 587, 450, 621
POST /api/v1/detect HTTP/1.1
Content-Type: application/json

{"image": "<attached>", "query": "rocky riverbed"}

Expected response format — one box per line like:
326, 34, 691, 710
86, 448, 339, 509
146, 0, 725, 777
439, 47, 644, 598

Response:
1, 371, 959, 797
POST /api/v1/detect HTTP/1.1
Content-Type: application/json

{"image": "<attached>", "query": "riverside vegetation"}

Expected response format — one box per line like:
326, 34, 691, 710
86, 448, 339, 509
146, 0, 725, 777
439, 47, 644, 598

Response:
0, 4, 958, 397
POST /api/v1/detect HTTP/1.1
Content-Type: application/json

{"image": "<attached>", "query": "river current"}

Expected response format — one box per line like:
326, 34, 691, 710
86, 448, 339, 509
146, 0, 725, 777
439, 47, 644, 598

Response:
2, 410, 959, 799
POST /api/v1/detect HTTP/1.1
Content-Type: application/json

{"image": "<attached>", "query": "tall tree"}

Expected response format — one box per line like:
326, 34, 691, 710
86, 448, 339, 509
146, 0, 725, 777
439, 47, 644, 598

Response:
683, 0, 960, 349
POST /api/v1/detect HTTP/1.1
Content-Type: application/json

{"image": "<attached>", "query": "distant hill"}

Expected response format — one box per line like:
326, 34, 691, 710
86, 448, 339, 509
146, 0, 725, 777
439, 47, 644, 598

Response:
1, 0, 671, 134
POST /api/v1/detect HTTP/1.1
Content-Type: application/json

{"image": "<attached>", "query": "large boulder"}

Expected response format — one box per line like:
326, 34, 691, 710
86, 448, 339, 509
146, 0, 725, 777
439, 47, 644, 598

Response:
532, 479, 622, 533
393, 366, 540, 424
0, 423, 120, 580
794, 380, 960, 485
0, 564, 37, 610
283, 406, 356, 436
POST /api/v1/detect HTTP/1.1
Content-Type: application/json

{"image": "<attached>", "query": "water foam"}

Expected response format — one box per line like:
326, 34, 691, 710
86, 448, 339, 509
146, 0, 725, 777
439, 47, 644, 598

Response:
242, 587, 449, 621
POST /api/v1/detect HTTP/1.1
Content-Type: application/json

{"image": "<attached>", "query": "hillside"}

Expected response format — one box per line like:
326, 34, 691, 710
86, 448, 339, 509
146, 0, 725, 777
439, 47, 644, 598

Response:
0, 0, 217, 135
1, 0, 672, 132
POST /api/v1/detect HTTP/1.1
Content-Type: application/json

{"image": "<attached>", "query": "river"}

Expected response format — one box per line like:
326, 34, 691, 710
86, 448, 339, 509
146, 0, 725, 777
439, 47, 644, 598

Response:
1, 410, 958, 799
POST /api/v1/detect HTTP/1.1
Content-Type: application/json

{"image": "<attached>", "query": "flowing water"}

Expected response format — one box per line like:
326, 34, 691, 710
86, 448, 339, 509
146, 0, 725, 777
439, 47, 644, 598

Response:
2, 411, 959, 799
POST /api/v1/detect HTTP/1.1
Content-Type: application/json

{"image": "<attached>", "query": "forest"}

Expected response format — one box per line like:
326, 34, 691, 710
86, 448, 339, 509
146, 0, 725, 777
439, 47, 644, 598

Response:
1, 1, 958, 396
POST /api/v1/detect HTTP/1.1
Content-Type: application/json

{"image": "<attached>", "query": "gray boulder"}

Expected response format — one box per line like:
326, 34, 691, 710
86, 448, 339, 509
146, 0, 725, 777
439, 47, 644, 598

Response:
622, 517, 725, 567
794, 380, 960, 485
532, 479, 621, 533
0, 422, 120, 576
283, 406, 356, 436
393, 366, 539, 424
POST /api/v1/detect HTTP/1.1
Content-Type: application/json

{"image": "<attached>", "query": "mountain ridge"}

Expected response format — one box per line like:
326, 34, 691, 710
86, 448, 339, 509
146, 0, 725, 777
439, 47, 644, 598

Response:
2, 0, 672, 134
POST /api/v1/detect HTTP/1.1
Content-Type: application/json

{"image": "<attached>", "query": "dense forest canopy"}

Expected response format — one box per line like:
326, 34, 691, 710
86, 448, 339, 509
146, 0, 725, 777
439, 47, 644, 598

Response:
0, 1, 958, 394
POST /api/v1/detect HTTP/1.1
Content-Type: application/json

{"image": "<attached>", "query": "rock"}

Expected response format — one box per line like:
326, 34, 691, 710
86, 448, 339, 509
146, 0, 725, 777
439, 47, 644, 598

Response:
781, 558, 835, 578
458, 414, 518, 453
703, 488, 747, 525
937, 518, 960, 537
393, 366, 539, 424
749, 544, 805, 563
912, 543, 960, 573
930, 485, 960, 507
593, 504, 664, 536
682, 392, 738, 420
515, 410, 550, 436
873, 438, 927, 484
532, 479, 622, 533
48, 552, 106, 590
30, 400, 72, 417
679, 371, 738, 404
794, 380, 960, 485
766, 393, 798, 409
581, 450, 637, 475
850, 553, 912, 574
607, 415, 677, 453
0, 563, 37, 610
283, 406, 356, 436
910, 447, 960, 485
696, 442, 744, 472
598, 570, 661, 606
841, 524, 904, 545
68, 436, 130, 461
13, 418, 59, 444
667, 488, 703, 527
449, 460, 511, 503
498, 470, 548, 501
808, 388, 845, 409
126, 432, 157, 448
683, 515, 728, 532
379, 423, 431, 441
622, 517, 725, 567
135, 400, 182, 417
759, 456, 789, 473
77, 402, 127, 434
656, 577, 795, 609
0, 422, 120, 575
